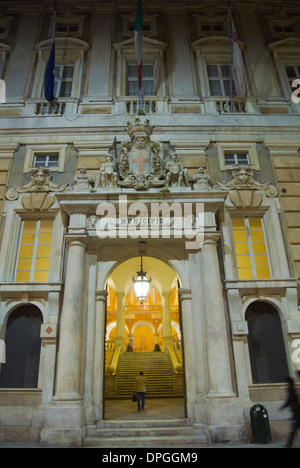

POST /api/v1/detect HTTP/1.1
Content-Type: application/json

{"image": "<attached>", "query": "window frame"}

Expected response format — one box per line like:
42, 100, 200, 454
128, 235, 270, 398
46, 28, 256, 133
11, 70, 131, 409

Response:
207, 63, 236, 97
54, 63, 75, 98
23, 144, 67, 173
113, 36, 167, 98
232, 217, 272, 281
127, 62, 155, 97
32, 37, 89, 101
217, 142, 260, 171
14, 219, 54, 283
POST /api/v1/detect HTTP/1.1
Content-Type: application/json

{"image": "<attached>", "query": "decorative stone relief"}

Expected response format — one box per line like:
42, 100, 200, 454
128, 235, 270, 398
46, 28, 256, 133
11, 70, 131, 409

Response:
74, 167, 94, 192
118, 118, 165, 190
192, 167, 211, 191
95, 155, 119, 189
212, 165, 278, 197
6, 167, 68, 201
165, 152, 189, 188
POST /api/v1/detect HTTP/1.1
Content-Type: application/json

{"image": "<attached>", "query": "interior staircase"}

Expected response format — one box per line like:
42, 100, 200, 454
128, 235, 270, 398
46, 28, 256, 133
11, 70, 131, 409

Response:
113, 351, 183, 399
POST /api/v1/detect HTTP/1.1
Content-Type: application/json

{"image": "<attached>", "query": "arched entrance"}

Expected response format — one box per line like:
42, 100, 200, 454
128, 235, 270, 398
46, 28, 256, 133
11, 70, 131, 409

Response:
103, 256, 186, 420
0, 304, 43, 388
245, 301, 289, 384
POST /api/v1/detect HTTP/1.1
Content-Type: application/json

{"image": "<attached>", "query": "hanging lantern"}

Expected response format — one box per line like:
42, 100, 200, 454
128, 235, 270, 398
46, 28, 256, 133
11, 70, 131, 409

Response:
132, 257, 151, 304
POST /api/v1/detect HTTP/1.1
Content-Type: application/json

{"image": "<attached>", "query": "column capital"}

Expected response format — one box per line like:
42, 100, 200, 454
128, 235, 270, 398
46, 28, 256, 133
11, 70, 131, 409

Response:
116, 291, 125, 298
178, 288, 192, 302
203, 233, 221, 246
162, 290, 172, 298
65, 234, 88, 249
95, 289, 108, 302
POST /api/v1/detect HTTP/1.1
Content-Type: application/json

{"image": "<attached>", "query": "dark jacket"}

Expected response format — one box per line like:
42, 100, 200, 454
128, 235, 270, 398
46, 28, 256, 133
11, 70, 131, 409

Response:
281, 388, 300, 419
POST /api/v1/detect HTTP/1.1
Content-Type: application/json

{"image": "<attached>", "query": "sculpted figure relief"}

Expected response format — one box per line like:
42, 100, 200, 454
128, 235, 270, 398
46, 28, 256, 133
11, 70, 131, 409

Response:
193, 167, 211, 191
6, 167, 68, 200
165, 153, 189, 188
74, 167, 94, 192
95, 155, 119, 189
213, 165, 278, 197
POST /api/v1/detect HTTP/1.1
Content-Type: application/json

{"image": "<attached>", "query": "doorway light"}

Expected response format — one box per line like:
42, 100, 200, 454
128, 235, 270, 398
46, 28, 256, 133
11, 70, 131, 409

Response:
132, 256, 151, 304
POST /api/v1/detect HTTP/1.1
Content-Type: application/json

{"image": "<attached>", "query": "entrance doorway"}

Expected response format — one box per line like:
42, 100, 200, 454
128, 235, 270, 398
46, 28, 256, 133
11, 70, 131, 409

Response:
103, 256, 185, 420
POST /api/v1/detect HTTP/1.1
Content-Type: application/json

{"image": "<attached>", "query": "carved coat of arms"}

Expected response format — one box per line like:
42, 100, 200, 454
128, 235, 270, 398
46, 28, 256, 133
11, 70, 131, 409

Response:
118, 118, 165, 190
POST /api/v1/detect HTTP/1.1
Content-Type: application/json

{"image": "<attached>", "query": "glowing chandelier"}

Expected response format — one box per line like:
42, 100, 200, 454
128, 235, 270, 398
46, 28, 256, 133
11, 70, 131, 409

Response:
132, 256, 151, 304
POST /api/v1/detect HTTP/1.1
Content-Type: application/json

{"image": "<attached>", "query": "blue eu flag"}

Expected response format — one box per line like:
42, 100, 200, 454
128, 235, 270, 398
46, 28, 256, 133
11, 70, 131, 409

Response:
44, 40, 55, 102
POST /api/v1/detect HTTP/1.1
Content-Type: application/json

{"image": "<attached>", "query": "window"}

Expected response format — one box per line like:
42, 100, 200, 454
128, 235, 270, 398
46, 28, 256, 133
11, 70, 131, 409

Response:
54, 64, 74, 98
225, 152, 250, 166
246, 302, 289, 384
56, 23, 79, 34
0, 305, 42, 388
232, 218, 271, 280
207, 64, 236, 96
127, 64, 155, 96
0, 18, 11, 40
15, 219, 53, 282
202, 22, 224, 32
33, 153, 59, 168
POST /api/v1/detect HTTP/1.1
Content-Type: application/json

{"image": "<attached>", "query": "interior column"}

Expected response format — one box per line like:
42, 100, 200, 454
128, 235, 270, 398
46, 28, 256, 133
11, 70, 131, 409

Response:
115, 291, 125, 351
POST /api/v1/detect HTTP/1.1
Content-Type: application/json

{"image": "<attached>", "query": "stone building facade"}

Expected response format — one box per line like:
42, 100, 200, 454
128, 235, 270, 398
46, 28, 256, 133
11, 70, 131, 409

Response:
0, 0, 300, 446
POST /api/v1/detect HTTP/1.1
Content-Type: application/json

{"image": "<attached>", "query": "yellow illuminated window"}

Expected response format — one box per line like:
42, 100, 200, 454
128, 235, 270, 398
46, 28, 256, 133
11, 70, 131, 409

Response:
15, 219, 53, 282
232, 218, 271, 280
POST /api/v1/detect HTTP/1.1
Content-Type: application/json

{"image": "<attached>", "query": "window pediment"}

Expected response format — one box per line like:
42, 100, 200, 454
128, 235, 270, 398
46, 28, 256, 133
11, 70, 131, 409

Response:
269, 37, 300, 61
113, 36, 167, 57
35, 37, 89, 60
192, 36, 245, 61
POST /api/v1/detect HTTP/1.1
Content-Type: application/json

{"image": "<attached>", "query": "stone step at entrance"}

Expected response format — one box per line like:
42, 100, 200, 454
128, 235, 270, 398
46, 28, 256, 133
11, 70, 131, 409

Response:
83, 419, 208, 447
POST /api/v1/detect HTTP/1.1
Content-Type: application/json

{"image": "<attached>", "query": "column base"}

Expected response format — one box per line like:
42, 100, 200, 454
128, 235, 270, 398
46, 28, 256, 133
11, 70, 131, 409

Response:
40, 399, 85, 447
205, 395, 248, 443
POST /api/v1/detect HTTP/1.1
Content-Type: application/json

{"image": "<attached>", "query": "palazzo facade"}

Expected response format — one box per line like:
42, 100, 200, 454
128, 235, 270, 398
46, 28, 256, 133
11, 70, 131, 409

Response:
0, 0, 300, 446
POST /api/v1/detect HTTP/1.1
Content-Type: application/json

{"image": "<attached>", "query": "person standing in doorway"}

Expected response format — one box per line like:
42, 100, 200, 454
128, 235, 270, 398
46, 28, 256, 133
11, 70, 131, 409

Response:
134, 371, 147, 411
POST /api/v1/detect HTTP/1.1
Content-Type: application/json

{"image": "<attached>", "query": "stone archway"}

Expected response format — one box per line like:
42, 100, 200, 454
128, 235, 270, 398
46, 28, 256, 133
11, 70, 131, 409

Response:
102, 255, 186, 420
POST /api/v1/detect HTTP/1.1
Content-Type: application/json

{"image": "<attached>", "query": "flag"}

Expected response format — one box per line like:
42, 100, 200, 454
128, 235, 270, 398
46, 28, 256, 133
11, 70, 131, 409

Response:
134, 0, 143, 91
230, 13, 248, 97
44, 6, 56, 102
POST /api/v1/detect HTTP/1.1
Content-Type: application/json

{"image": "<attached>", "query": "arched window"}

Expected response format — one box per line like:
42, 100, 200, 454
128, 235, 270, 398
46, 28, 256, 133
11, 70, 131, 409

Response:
0, 305, 42, 388
246, 301, 289, 384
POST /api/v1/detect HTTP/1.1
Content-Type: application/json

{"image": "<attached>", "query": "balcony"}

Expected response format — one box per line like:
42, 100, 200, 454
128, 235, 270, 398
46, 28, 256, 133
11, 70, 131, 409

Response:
203, 96, 258, 114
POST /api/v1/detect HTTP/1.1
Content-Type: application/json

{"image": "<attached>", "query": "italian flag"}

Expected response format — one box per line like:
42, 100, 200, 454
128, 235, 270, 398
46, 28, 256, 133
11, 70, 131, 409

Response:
135, 0, 143, 91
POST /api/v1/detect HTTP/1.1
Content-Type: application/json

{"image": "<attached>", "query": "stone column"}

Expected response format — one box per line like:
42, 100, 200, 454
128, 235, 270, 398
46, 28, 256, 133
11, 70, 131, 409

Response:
41, 234, 88, 446
115, 292, 125, 351
55, 236, 87, 399
94, 288, 108, 422
165, 5, 195, 97
178, 288, 197, 419
201, 235, 235, 397
6, 8, 42, 102
162, 291, 173, 351
86, 4, 114, 99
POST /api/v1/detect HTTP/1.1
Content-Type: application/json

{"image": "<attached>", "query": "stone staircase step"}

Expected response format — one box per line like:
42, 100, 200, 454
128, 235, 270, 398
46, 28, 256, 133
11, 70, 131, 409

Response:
83, 420, 208, 447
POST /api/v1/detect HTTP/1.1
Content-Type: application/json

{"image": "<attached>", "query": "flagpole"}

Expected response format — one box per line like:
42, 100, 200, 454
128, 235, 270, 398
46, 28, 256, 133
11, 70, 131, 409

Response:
228, 2, 233, 112
139, 86, 143, 114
